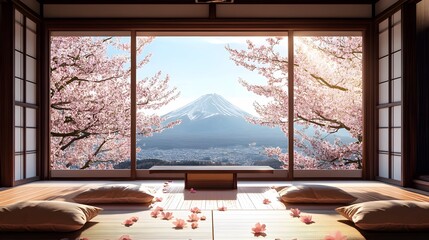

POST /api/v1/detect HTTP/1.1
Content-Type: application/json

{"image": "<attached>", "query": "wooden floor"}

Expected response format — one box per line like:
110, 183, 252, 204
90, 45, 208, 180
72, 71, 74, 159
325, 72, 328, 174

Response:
1, 180, 429, 239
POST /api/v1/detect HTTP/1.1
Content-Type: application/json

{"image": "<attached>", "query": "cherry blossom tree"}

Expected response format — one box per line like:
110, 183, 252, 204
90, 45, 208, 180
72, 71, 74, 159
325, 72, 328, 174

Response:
227, 36, 362, 169
50, 36, 179, 169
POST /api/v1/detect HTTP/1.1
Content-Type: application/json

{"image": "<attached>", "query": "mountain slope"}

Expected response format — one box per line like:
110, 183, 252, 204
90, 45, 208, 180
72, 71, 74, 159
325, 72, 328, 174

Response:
138, 93, 286, 149
164, 93, 251, 121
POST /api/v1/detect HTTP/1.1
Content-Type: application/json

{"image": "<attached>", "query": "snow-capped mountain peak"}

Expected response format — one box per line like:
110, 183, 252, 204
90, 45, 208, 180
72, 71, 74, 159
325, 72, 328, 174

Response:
164, 93, 251, 121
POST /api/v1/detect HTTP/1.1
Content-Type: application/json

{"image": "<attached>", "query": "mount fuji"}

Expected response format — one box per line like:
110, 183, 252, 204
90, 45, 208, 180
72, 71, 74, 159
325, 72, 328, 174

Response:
138, 93, 286, 149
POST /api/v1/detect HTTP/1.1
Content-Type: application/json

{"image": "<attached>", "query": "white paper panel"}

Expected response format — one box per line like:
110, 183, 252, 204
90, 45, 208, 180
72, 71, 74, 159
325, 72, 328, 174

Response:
392, 51, 402, 79
15, 78, 23, 102
378, 108, 389, 127
379, 30, 389, 57
379, 57, 389, 82
27, 18, 37, 32
26, 82, 37, 104
379, 19, 389, 32
393, 10, 402, 24
15, 127, 23, 152
15, 51, 23, 78
26, 128, 37, 151
392, 106, 401, 127
15, 23, 23, 51
379, 128, 389, 151
15, 10, 23, 24
15, 155, 23, 181
15, 106, 23, 127
26, 29, 37, 57
393, 155, 402, 181
379, 82, 389, 104
26, 56, 36, 83
26, 108, 37, 127
26, 153, 37, 178
378, 153, 389, 178
393, 128, 402, 153
392, 78, 401, 102
392, 23, 402, 52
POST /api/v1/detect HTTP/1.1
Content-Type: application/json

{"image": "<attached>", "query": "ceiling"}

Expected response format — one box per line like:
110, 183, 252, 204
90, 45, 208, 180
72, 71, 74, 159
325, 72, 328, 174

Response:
39, 0, 377, 4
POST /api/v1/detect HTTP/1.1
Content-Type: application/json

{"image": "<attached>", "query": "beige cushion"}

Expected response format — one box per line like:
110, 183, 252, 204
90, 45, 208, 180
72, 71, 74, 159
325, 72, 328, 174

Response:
278, 185, 357, 204
0, 201, 101, 232
336, 200, 429, 231
73, 184, 156, 204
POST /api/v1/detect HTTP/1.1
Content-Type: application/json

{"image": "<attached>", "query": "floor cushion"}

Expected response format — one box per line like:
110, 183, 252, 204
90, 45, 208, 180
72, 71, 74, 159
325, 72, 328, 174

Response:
0, 201, 101, 232
278, 184, 357, 204
73, 184, 156, 204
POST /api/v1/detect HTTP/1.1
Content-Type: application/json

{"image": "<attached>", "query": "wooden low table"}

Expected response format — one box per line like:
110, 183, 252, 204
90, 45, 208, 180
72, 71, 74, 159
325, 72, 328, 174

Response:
149, 166, 274, 189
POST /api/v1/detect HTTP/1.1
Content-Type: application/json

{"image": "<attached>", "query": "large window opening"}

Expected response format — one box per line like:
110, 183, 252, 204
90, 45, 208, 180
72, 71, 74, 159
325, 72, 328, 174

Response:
49, 31, 363, 178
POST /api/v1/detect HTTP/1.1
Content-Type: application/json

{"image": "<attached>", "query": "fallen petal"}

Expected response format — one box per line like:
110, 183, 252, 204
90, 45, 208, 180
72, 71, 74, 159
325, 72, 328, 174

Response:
190, 207, 201, 213
118, 235, 132, 240
290, 208, 301, 218
218, 206, 227, 211
191, 222, 198, 229
324, 230, 348, 240
300, 215, 313, 224
122, 219, 134, 227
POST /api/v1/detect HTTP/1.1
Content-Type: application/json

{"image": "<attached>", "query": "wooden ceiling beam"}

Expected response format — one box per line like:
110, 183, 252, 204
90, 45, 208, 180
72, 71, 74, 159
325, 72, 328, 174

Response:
39, 0, 376, 5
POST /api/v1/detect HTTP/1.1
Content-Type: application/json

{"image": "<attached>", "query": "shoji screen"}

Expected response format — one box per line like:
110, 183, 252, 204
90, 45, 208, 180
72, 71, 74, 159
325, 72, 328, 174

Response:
14, 9, 38, 182
377, 10, 402, 182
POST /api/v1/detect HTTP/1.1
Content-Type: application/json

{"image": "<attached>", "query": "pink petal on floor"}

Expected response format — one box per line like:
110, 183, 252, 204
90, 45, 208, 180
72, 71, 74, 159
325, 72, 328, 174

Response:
300, 215, 314, 224
218, 206, 227, 211
190, 207, 201, 213
290, 208, 301, 218
122, 219, 134, 227
324, 230, 348, 240
191, 222, 198, 229
118, 234, 132, 240
173, 218, 187, 229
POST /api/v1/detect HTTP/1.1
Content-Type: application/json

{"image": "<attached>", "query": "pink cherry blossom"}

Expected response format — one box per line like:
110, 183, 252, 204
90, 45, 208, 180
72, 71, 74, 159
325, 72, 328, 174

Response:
200, 215, 207, 221
122, 218, 134, 227
251, 222, 267, 234
300, 215, 314, 224
226, 36, 363, 170
190, 188, 197, 193
154, 206, 164, 212
129, 216, 139, 222
218, 206, 227, 211
150, 210, 160, 218
118, 235, 132, 240
188, 213, 200, 222
324, 231, 348, 240
154, 197, 163, 202
50, 36, 180, 170
161, 211, 174, 220
290, 208, 301, 218
191, 222, 198, 229
173, 218, 187, 229
263, 198, 271, 204
190, 207, 201, 213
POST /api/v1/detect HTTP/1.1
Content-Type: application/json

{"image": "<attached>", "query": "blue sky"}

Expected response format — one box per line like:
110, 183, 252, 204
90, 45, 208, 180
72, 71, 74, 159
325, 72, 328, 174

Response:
137, 37, 287, 116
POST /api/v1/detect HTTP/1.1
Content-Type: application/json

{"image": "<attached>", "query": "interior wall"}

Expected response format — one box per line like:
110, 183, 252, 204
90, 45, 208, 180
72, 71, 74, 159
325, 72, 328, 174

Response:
416, 0, 429, 177
43, 3, 372, 19
18, 0, 39, 14
376, 0, 402, 16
